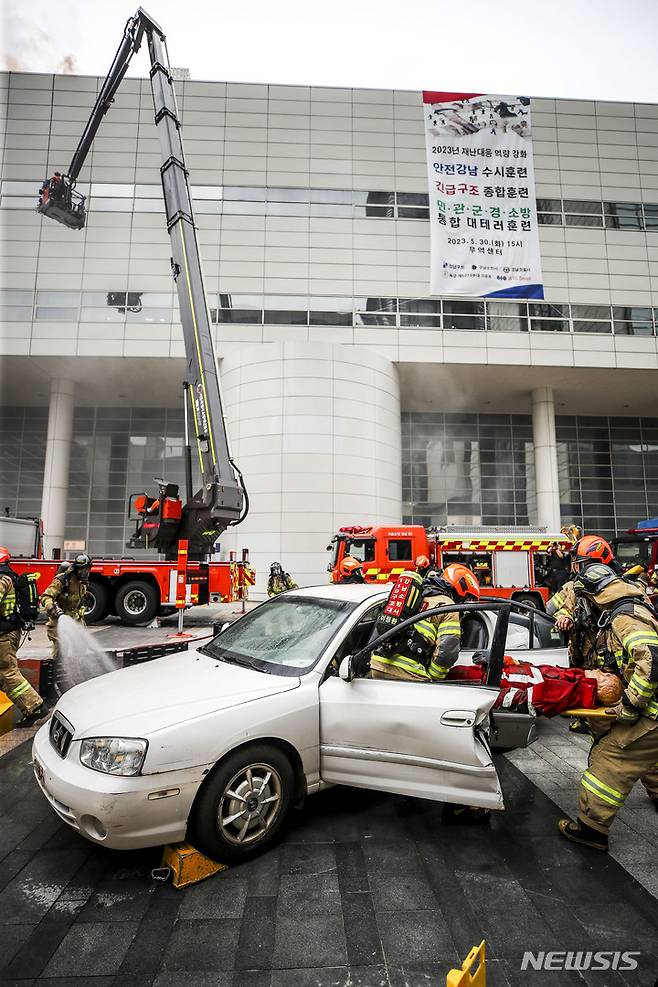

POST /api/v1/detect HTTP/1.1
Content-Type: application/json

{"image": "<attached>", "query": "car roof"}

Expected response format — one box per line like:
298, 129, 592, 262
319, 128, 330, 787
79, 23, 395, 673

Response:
284, 583, 390, 603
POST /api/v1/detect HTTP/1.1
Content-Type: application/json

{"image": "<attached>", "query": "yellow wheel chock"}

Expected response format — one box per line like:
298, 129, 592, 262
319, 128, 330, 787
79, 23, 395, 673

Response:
152, 842, 228, 889
447, 940, 486, 986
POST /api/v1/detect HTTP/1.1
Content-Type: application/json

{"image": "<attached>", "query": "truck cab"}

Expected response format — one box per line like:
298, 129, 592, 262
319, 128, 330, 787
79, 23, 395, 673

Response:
327, 525, 430, 582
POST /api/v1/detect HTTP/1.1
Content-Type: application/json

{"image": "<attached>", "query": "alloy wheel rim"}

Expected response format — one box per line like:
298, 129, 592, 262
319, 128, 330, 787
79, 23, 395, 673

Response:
125, 590, 148, 615
217, 762, 283, 845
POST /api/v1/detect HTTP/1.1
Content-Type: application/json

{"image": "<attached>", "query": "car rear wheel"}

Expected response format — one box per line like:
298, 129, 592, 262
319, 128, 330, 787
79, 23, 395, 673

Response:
83, 580, 109, 624
191, 744, 294, 863
114, 580, 159, 625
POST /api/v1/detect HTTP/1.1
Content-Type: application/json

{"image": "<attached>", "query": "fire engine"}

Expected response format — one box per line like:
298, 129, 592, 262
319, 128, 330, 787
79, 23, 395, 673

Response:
612, 518, 658, 584
4, 9, 256, 623
328, 524, 574, 609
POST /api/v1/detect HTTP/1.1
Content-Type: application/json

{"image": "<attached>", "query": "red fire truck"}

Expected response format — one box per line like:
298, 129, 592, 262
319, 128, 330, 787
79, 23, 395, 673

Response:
2, 516, 254, 625
611, 518, 658, 583
328, 524, 574, 609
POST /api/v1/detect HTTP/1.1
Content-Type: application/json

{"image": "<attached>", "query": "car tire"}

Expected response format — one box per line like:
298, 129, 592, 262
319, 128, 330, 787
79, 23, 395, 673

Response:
513, 593, 543, 611
190, 744, 295, 863
114, 580, 159, 626
83, 580, 110, 624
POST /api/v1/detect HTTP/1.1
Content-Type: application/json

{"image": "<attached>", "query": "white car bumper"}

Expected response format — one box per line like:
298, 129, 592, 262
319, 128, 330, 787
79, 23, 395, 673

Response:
32, 722, 208, 851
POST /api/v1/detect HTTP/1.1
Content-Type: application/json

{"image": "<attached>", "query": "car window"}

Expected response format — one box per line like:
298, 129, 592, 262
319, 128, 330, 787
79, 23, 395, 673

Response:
204, 595, 358, 675
506, 612, 562, 650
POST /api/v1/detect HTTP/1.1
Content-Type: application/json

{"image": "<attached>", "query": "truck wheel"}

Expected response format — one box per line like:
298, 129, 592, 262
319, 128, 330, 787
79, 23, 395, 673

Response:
115, 580, 159, 626
190, 744, 294, 863
513, 593, 543, 612
83, 580, 109, 624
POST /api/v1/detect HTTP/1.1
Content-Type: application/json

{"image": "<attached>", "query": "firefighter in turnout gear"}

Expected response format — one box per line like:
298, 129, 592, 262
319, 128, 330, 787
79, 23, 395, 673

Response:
336, 556, 366, 584
0, 548, 51, 725
267, 562, 298, 597
370, 564, 480, 682
559, 563, 658, 850
41, 553, 92, 660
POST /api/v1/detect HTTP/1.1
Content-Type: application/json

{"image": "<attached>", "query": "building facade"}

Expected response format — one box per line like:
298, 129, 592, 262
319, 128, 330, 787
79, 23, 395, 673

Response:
1, 72, 658, 592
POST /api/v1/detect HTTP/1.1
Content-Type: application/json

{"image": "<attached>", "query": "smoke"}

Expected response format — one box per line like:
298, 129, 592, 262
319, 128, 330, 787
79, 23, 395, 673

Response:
56, 54, 78, 74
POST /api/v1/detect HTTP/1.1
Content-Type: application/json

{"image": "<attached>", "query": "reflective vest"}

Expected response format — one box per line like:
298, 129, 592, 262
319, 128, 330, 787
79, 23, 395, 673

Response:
371, 617, 438, 680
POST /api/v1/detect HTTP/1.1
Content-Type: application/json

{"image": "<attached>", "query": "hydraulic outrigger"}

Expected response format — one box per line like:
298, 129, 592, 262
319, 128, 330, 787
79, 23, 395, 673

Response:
37, 8, 247, 561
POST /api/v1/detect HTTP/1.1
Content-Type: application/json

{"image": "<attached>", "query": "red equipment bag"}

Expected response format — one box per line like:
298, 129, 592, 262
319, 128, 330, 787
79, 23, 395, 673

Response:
531, 666, 598, 717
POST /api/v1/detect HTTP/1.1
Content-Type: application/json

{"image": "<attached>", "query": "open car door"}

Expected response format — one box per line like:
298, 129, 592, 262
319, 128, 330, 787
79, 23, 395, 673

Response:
318, 602, 510, 811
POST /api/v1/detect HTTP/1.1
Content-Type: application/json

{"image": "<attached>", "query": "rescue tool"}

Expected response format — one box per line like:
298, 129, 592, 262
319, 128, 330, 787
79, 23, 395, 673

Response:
36, 7, 248, 562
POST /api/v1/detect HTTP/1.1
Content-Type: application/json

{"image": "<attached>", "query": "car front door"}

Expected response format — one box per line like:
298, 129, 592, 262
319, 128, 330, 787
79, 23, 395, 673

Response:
318, 603, 509, 811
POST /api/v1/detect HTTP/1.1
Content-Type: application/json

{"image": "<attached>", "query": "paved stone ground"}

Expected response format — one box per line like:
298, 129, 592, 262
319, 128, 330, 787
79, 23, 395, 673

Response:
1, 612, 658, 986
507, 717, 658, 899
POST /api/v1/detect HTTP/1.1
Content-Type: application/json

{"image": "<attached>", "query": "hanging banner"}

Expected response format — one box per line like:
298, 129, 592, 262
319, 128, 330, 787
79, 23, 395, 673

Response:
423, 91, 544, 299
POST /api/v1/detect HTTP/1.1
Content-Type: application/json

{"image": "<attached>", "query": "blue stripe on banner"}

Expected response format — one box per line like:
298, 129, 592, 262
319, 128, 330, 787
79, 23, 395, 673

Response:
485, 283, 545, 299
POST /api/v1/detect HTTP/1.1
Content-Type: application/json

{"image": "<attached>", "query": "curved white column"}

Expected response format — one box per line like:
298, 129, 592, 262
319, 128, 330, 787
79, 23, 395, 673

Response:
221, 342, 402, 595
40, 377, 75, 558
532, 385, 561, 531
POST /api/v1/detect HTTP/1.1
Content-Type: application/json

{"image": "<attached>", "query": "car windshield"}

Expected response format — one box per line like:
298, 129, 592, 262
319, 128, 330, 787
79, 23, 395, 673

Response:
201, 595, 358, 676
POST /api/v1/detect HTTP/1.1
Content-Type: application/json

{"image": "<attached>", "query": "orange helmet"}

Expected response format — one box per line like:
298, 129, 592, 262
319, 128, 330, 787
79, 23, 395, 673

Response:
0, 547, 9, 564
339, 555, 363, 579
442, 563, 480, 600
415, 554, 430, 571
572, 535, 614, 568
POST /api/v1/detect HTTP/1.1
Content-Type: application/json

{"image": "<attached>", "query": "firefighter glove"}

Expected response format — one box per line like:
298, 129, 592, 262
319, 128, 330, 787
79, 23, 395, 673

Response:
52, 606, 64, 621
604, 698, 640, 723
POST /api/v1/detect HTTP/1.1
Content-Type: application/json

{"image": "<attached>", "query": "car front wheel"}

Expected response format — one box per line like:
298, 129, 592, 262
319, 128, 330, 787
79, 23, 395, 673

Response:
191, 744, 294, 863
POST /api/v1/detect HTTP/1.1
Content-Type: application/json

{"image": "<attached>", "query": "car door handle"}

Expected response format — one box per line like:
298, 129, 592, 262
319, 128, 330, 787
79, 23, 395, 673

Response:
440, 710, 475, 727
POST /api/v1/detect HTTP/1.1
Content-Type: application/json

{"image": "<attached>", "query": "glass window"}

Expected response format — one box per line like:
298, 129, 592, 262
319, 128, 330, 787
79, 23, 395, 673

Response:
486, 301, 528, 317
1, 197, 34, 209
573, 320, 612, 334
397, 192, 430, 206
399, 299, 440, 313
529, 303, 567, 318
355, 313, 396, 327
190, 186, 223, 200
443, 300, 485, 315
536, 198, 562, 213
35, 307, 79, 321
310, 189, 352, 204
36, 291, 80, 307
353, 190, 395, 206
310, 203, 352, 217
604, 202, 643, 230
355, 297, 397, 312
1, 181, 40, 196
0, 290, 34, 306
354, 205, 394, 218
264, 310, 308, 325
486, 316, 528, 332
203, 594, 357, 675
563, 199, 602, 214
266, 201, 309, 216
219, 294, 264, 308
398, 207, 430, 219
400, 314, 441, 328
570, 305, 611, 319
444, 314, 485, 330
217, 309, 262, 324
538, 213, 562, 225
388, 539, 413, 561
267, 187, 310, 202
0, 306, 32, 321
565, 214, 603, 228
193, 200, 222, 214
223, 187, 266, 200
222, 201, 266, 215
308, 296, 353, 312
644, 205, 658, 231
134, 185, 162, 198
264, 295, 308, 310
345, 540, 376, 563
309, 311, 352, 326
80, 307, 125, 322
92, 199, 132, 211
530, 319, 568, 332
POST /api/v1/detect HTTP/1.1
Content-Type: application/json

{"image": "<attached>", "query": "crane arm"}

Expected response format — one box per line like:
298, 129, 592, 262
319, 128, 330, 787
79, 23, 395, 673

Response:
38, 8, 247, 558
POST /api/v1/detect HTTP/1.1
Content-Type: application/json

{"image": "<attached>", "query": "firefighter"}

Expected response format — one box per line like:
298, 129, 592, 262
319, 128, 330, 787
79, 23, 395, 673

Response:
370, 564, 480, 682
41, 553, 92, 660
267, 562, 298, 597
559, 563, 658, 850
0, 548, 51, 726
336, 556, 366, 584
415, 555, 432, 577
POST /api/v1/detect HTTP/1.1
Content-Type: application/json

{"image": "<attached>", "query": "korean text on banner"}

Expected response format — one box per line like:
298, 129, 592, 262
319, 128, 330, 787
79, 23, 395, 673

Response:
423, 91, 544, 299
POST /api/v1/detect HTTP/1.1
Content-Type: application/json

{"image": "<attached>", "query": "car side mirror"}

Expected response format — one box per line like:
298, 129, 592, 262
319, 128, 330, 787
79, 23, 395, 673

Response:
338, 655, 354, 682
212, 620, 231, 636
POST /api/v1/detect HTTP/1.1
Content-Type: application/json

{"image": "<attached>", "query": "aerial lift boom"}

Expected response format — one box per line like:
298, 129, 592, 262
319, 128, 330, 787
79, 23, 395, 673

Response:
37, 8, 247, 560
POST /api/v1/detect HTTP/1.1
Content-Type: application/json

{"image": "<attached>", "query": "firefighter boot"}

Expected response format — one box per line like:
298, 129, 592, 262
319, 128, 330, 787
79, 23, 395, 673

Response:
17, 699, 55, 728
558, 818, 609, 851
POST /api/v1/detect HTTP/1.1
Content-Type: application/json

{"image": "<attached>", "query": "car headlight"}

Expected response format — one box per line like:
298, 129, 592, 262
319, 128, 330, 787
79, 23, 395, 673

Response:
79, 737, 148, 776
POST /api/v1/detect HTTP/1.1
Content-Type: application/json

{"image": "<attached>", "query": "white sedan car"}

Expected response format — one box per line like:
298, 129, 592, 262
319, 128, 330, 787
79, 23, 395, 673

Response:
32, 584, 564, 862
